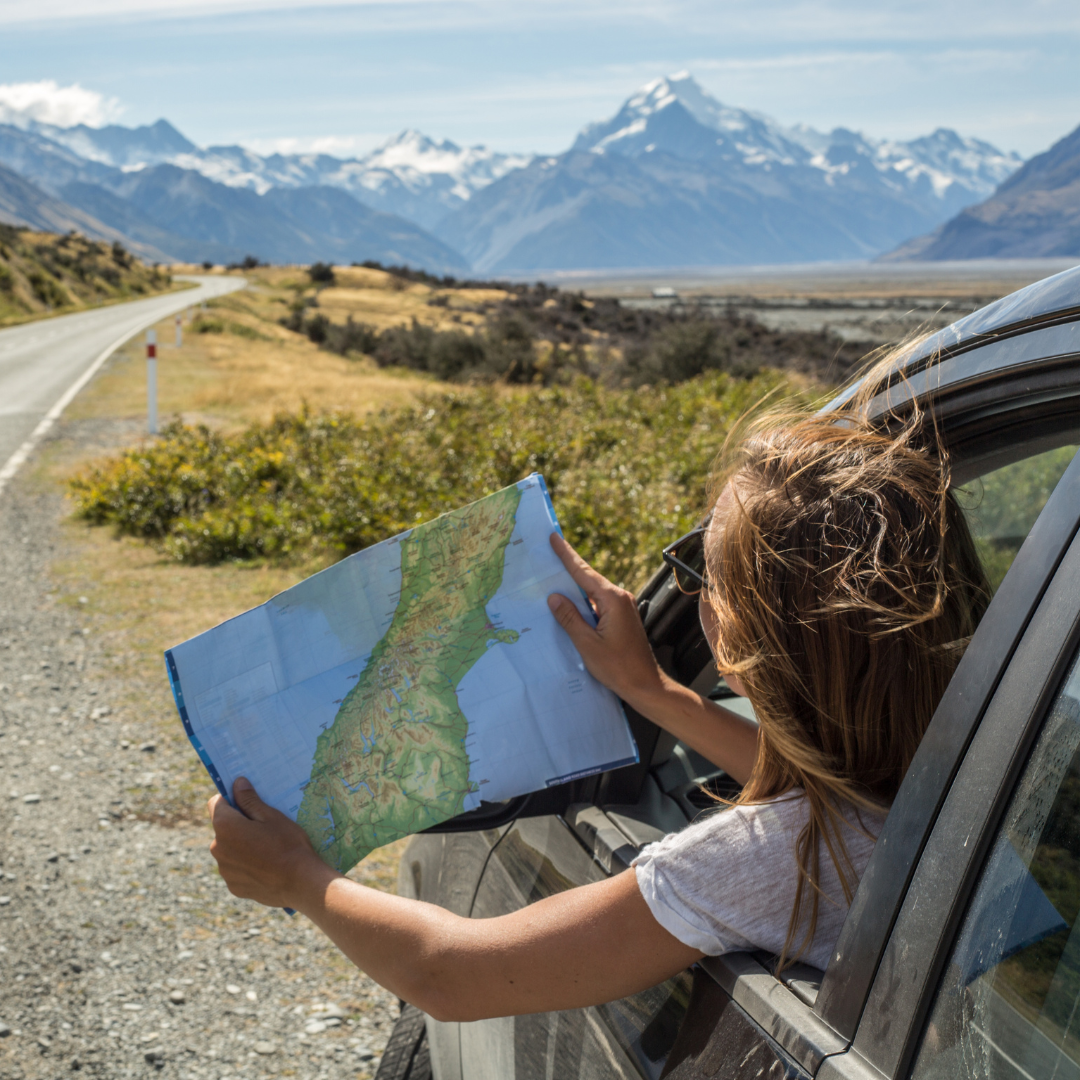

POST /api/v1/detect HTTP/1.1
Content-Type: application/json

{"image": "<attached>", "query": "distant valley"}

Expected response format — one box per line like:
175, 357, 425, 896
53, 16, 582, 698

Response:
0, 73, 1054, 273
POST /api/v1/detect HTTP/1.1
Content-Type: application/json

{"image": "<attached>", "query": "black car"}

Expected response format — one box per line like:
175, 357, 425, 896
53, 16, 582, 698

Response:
380, 265, 1080, 1080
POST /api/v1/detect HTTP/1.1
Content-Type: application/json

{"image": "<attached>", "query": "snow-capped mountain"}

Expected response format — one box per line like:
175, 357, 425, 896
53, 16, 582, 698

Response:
574, 73, 805, 167
30, 118, 197, 168
574, 73, 1021, 211
0, 72, 1033, 271
871, 128, 1021, 199
885, 122, 1080, 261
29, 121, 531, 231
443, 74, 1025, 272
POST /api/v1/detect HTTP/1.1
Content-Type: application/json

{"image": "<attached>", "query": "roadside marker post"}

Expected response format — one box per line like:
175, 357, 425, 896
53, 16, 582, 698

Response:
175, 312, 183, 348
147, 330, 158, 435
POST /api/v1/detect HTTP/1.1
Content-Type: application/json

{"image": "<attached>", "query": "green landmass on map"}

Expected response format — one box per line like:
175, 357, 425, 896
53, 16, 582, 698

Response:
296, 484, 523, 872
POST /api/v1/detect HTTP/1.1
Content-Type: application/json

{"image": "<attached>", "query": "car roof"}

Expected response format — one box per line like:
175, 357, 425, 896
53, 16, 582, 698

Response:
824, 263, 1080, 416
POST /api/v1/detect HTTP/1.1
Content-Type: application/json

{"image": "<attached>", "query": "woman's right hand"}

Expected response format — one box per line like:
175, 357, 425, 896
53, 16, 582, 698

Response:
547, 534, 666, 708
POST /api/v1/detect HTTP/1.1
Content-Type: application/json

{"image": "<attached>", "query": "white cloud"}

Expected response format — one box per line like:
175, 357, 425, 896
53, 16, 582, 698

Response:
0, 80, 123, 128
0, 0, 463, 25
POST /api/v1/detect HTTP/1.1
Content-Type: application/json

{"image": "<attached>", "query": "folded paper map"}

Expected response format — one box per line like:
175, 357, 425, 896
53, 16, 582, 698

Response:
166, 474, 637, 873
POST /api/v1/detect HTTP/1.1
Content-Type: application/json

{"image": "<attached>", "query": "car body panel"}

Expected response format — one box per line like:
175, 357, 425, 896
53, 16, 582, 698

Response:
662, 969, 807, 1080
459, 815, 691, 1079
398, 827, 511, 1080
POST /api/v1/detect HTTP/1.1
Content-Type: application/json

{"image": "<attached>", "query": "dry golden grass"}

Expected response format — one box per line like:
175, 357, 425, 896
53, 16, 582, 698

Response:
237, 264, 506, 331
65, 278, 448, 430
0, 227, 185, 327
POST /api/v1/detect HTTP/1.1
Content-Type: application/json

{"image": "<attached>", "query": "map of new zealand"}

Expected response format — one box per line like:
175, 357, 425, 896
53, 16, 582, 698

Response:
166, 475, 637, 874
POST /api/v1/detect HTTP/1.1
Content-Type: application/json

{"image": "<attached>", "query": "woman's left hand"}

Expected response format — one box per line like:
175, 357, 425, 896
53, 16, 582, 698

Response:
208, 777, 337, 909
547, 533, 666, 709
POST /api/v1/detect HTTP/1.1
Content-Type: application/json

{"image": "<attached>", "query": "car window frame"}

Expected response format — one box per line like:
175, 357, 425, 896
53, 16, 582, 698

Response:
817, 483, 1080, 1080
813, 376, 1080, 1041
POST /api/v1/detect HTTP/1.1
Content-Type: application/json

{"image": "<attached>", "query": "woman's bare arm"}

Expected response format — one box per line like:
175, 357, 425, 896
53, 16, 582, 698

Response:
547, 534, 759, 785
209, 781, 701, 1022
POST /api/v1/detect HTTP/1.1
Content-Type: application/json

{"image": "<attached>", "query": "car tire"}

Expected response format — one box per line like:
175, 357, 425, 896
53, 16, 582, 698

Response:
374, 1003, 432, 1080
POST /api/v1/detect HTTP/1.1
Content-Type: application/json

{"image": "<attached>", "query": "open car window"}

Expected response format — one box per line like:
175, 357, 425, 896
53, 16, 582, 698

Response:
651, 441, 1080, 822
959, 444, 1080, 594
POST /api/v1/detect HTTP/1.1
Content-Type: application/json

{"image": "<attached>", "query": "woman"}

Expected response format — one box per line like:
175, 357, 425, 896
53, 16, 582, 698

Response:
207, 386, 989, 1022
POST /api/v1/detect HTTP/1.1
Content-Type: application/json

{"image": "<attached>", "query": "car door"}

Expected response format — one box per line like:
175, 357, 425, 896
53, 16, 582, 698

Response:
818, 449, 1080, 1080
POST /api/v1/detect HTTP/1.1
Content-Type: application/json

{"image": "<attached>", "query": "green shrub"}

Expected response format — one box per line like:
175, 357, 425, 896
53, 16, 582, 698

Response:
70, 372, 793, 586
27, 269, 69, 308
0, 264, 13, 293
624, 320, 733, 383
308, 262, 336, 285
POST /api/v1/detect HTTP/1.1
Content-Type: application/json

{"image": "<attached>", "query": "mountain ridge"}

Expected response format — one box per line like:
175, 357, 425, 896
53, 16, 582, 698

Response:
0, 124, 471, 270
0, 160, 173, 259
883, 122, 1080, 260
0, 73, 1040, 271
441, 75, 1024, 272
31, 122, 531, 231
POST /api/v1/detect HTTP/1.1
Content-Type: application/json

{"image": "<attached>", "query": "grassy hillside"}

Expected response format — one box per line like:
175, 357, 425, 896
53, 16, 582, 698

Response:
0, 225, 176, 327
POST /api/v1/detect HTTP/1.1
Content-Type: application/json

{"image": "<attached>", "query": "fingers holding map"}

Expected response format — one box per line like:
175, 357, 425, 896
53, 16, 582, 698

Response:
165, 475, 638, 875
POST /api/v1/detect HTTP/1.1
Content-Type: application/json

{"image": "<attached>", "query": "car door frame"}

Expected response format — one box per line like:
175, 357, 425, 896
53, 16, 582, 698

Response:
816, 465, 1080, 1080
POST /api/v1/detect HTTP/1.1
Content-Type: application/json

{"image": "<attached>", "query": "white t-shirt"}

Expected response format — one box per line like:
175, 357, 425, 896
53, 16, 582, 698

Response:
632, 792, 884, 972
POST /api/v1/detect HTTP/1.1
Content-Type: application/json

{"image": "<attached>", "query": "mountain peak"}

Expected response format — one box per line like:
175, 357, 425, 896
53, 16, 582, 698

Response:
627, 72, 726, 130
573, 72, 805, 166
375, 129, 463, 158
31, 117, 196, 167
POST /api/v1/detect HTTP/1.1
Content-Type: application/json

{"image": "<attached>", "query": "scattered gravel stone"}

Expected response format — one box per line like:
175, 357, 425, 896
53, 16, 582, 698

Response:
0, 450, 399, 1079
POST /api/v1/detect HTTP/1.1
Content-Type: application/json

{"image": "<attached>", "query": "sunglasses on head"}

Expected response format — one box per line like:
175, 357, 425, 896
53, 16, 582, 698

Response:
662, 516, 711, 596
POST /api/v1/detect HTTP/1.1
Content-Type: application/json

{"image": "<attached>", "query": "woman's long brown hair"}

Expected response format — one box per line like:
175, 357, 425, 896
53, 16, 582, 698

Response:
703, 347, 991, 968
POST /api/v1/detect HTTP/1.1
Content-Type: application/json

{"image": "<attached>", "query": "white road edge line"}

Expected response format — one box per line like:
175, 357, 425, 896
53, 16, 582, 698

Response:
0, 279, 241, 498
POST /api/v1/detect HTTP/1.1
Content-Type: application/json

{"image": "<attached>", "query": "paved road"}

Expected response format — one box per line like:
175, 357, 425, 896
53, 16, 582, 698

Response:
0, 274, 245, 490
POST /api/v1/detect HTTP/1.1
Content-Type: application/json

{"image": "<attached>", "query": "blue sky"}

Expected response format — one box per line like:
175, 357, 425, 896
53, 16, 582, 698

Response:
0, 0, 1077, 159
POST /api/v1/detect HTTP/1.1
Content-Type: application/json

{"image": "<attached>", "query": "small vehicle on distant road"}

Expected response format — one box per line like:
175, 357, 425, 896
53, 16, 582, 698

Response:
380, 265, 1080, 1080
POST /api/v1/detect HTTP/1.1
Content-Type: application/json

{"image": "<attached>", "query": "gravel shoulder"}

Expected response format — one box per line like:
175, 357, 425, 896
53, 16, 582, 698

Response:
0, 418, 399, 1080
